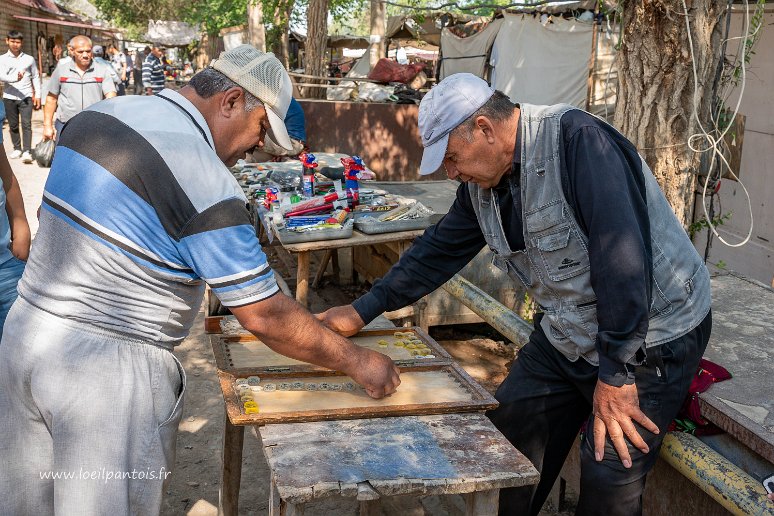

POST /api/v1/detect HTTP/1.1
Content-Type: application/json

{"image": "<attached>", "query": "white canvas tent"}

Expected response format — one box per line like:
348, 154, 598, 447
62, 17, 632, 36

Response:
145, 20, 199, 46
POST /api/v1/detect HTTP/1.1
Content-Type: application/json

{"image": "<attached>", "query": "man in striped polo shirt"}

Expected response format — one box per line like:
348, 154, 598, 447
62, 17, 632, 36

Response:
0, 45, 400, 514
142, 44, 166, 95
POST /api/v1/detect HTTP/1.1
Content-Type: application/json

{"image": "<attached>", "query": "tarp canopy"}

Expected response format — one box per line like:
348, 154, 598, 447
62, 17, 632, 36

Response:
386, 13, 484, 46
145, 20, 199, 46
290, 31, 371, 50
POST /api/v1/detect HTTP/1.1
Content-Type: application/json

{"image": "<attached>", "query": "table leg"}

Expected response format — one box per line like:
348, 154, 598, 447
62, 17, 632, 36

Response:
464, 489, 499, 515
218, 415, 245, 516
296, 251, 310, 307
312, 250, 333, 289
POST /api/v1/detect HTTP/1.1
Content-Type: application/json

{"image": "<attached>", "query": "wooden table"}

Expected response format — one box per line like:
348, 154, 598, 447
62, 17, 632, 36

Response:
699, 272, 774, 464
220, 413, 538, 516
277, 228, 426, 308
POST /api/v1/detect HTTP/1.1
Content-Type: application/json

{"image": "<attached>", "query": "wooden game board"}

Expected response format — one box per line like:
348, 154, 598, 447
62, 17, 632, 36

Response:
210, 328, 453, 375
220, 363, 498, 426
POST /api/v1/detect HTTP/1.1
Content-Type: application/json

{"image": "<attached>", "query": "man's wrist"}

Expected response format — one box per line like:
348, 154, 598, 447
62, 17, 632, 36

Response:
598, 354, 636, 387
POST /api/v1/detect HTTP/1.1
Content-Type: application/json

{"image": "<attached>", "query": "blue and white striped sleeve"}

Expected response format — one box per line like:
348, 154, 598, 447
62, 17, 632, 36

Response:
175, 199, 279, 307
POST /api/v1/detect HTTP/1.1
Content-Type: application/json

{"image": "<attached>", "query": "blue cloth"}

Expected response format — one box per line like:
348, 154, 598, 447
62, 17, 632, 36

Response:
0, 256, 25, 338
0, 176, 13, 266
284, 98, 306, 142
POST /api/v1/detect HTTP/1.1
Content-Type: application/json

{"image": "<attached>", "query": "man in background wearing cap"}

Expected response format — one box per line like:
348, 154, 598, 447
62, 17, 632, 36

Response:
43, 35, 116, 143
92, 44, 122, 95
0, 45, 400, 514
318, 72, 711, 515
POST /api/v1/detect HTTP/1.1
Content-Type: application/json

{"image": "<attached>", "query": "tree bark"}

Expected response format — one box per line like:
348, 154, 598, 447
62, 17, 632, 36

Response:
248, 0, 266, 52
305, 0, 329, 98
614, 0, 726, 227
369, 0, 386, 69
271, 0, 295, 69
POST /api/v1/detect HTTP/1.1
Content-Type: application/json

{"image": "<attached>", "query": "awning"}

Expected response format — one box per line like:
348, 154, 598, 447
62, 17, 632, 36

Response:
145, 20, 200, 46
12, 14, 116, 33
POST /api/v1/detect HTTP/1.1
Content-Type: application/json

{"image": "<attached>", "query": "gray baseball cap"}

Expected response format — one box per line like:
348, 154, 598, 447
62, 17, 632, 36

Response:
418, 73, 494, 175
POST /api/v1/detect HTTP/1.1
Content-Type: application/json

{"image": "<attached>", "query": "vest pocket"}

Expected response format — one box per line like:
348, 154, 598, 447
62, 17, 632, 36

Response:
649, 243, 676, 318
491, 252, 533, 289
536, 226, 590, 282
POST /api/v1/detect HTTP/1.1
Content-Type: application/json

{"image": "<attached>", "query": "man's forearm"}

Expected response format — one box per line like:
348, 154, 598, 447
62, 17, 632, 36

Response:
43, 95, 57, 126
231, 292, 361, 372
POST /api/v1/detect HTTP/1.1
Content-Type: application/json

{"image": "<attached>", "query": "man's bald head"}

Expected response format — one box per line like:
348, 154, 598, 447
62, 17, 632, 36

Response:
69, 35, 92, 48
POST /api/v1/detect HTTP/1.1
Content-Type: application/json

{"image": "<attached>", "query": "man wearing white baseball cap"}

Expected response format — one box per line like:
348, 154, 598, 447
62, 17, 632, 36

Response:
0, 44, 400, 515
318, 72, 711, 515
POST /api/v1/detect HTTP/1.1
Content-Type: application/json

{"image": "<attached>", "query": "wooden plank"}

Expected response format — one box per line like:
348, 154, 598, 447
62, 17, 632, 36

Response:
295, 251, 310, 307
280, 228, 424, 254
259, 414, 539, 505
312, 249, 333, 289
218, 415, 244, 516
220, 363, 498, 426
209, 327, 452, 375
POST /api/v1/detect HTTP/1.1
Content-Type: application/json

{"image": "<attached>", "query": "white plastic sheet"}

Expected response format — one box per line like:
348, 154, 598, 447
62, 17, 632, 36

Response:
490, 13, 593, 107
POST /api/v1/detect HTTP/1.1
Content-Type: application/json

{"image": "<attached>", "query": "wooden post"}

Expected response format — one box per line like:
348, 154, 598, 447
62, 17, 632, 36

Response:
296, 251, 311, 307
464, 488, 499, 515
369, 0, 386, 69
218, 415, 245, 516
248, 0, 266, 52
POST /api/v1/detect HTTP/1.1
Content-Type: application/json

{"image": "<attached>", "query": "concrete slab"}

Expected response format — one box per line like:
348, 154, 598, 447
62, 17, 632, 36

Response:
700, 271, 774, 464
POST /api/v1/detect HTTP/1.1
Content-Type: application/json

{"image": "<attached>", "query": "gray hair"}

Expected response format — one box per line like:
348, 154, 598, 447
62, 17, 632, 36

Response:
188, 67, 262, 112
452, 90, 517, 142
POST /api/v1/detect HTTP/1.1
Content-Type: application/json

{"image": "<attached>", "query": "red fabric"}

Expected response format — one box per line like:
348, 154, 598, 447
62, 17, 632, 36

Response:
669, 358, 732, 435
367, 59, 425, 84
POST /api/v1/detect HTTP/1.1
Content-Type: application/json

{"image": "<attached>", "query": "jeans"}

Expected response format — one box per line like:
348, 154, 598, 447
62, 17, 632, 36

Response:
0, 297, 187, 515
0, 256, 25, 338
487, 311, 712, 516
2, 97, 33, 152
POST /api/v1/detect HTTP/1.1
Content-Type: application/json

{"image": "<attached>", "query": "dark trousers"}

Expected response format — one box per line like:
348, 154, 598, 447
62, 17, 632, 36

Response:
487, 311, 712, 516
2, 97, 33, 152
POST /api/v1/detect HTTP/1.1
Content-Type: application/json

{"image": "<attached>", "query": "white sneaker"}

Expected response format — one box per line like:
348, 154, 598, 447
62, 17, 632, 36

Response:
21, 151, 33, 164
9, 149, 22, 159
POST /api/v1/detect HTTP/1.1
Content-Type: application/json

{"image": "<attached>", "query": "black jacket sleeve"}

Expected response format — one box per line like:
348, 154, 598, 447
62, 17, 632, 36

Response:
565, 126, 652, 386
352, 184, 487, 324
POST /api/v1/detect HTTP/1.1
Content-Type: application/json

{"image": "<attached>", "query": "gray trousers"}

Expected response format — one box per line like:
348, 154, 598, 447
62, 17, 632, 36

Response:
0, 298, 186, 515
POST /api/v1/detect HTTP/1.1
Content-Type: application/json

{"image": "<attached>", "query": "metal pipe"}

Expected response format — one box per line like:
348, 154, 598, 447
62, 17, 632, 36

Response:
441, 274, 532, 347
659, 431, 774, 515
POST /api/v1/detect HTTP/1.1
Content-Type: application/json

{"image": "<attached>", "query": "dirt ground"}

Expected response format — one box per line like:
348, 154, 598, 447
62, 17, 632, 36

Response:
6, 112, 573, 516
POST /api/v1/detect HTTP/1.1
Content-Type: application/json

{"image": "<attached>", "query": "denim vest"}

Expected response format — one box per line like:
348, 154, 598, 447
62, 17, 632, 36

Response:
469, 103, 711, 365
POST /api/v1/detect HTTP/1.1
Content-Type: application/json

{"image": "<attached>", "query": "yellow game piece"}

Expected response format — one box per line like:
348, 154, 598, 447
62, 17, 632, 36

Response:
240, 394, 254, 402
377, 339, 389, 347
244, 406, 259, 414
243, 401, 258, 409
393, 340, 406, 347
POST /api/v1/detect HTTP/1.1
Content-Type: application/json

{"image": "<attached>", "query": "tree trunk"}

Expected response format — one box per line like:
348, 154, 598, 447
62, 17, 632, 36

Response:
614, 0, 726, 227
271, 0, 295, 69
305, 0, 329, 98
248, 0, 266, 52
369, 0, 386, 69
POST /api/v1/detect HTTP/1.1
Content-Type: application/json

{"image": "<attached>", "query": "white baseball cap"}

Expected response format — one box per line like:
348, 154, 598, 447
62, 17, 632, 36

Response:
418, 73, 494, 175
211, 45, 294, 151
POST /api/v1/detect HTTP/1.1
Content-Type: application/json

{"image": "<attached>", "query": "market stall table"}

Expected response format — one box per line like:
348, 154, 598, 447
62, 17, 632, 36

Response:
276, 228, 426, 308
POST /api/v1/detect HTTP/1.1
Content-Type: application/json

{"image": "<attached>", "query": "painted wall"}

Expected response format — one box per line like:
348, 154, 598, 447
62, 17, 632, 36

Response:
692, 10, 774, 287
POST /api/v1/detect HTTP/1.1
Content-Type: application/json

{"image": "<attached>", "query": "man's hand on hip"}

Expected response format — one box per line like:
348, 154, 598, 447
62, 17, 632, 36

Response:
315, 305, 365, 337
592, 379, 660, 468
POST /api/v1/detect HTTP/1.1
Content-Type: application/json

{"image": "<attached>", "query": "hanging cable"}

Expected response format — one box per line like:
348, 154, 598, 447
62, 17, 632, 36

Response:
681, 0, 755, 248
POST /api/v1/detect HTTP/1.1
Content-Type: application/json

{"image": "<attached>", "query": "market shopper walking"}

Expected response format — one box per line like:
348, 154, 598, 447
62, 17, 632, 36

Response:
0, 30, 41, 163
142, 45, 166, 95
317, 73, 712, 516
0, 45, 399, 515
43, 35, 116, 143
